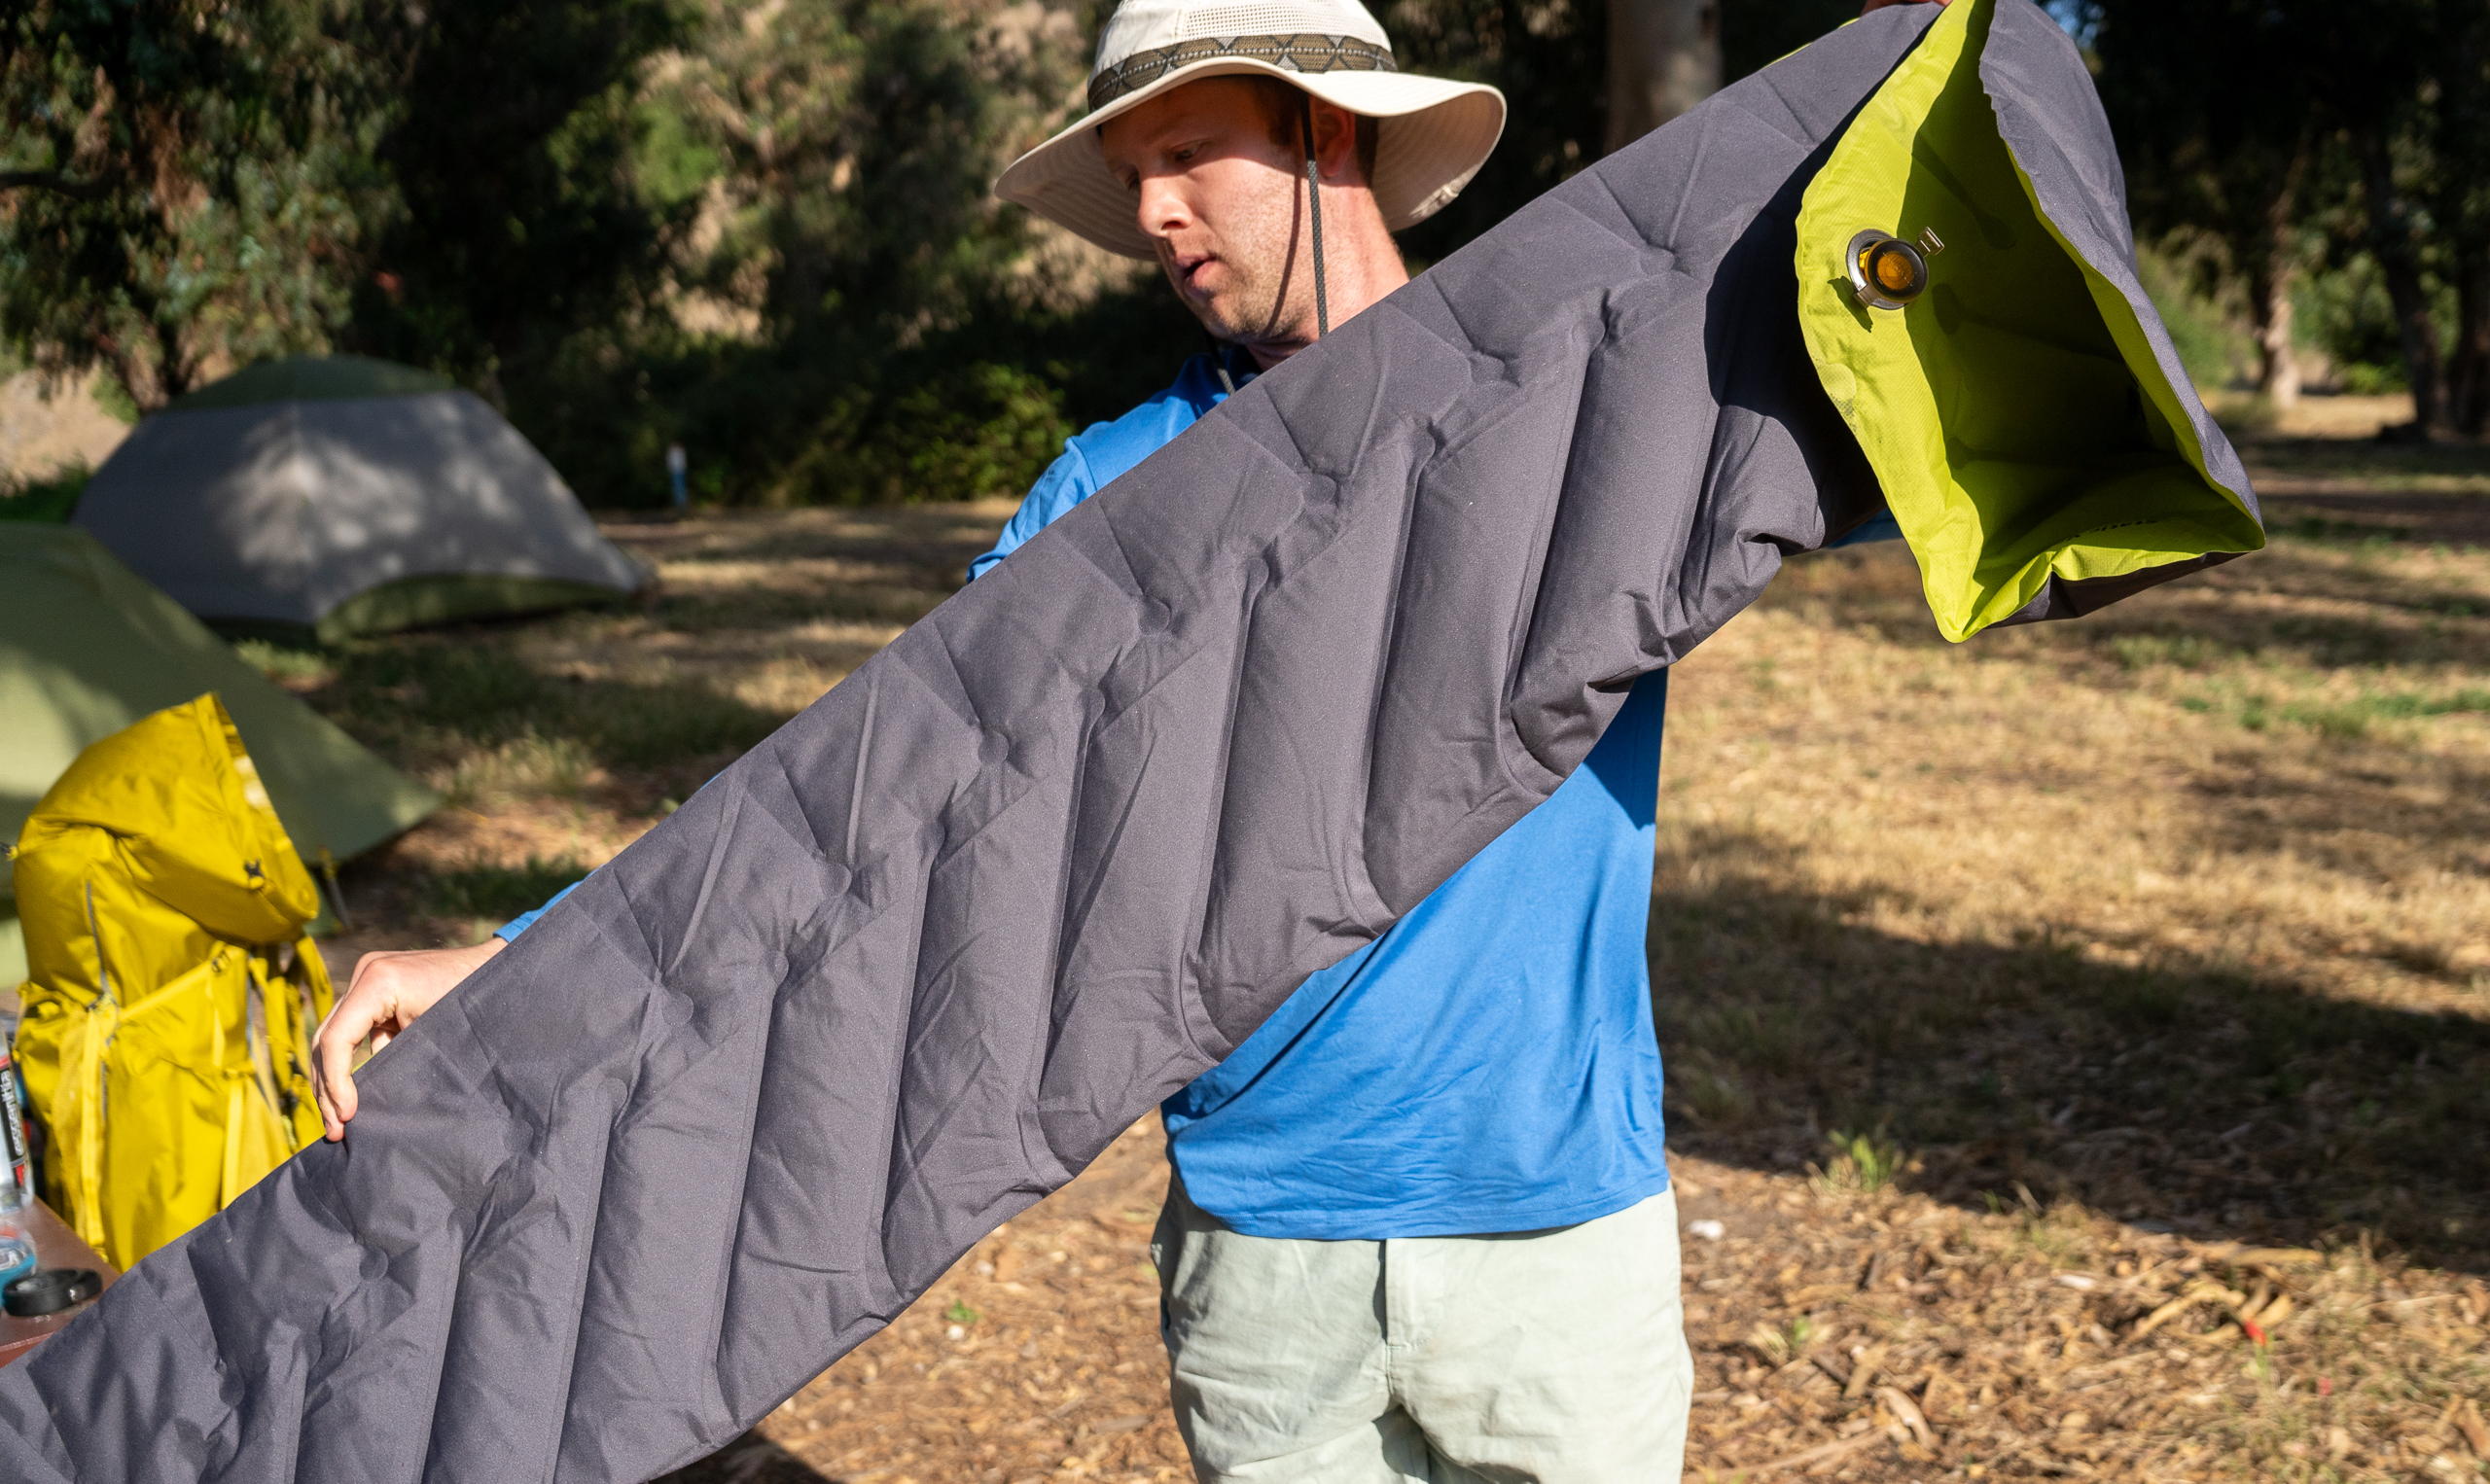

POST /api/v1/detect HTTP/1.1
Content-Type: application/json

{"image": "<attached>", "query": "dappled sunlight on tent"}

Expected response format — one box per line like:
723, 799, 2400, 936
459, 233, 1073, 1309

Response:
74, 355, 649, 639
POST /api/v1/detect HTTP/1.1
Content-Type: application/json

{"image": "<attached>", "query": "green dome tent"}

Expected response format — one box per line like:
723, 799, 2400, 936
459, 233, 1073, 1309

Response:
0, 524, 441, 986
70, 355, 650, 641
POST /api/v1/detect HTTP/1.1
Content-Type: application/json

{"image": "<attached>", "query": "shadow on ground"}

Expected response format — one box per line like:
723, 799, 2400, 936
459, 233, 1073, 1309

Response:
1778, 530, 2490, 669
317, 633, 798, 785
653, 1433, 836, 1484
1651, 828, 2490, 1274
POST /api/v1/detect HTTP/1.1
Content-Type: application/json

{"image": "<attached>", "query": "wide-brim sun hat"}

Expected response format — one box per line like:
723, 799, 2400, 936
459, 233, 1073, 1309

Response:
995, 0, 1507, 261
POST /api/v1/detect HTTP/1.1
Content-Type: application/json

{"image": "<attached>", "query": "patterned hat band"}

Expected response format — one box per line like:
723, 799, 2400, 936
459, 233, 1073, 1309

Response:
1087, 33, 1399, 112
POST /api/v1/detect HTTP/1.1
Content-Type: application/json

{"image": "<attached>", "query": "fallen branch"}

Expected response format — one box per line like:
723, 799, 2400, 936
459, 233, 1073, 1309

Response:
2452, 1397, 2490, 1459
0, 169, 110, 199
2132, 1280, 2247, 1339
1750, 1424, 1907, 1475
1878, 1387, 1938, 1450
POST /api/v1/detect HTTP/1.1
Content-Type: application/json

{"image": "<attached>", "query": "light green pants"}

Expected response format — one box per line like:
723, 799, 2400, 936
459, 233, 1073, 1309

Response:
1151, 1179, 1692, 1483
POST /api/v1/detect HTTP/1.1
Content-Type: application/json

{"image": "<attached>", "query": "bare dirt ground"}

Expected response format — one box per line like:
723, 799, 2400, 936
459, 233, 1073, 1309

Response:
266, 422, 2489, 1483
0, 369, 130, 481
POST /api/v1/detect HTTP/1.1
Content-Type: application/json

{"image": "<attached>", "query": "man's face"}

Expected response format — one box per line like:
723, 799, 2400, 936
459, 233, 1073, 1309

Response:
1098, 78, 1313, 347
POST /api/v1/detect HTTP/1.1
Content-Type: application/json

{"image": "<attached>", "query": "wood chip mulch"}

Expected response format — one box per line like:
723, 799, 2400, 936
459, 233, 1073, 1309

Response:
661, 1128, 2490, 1484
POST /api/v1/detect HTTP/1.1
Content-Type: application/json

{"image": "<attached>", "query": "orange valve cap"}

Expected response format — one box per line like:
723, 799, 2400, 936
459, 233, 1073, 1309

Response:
1844, 228, 1942, 311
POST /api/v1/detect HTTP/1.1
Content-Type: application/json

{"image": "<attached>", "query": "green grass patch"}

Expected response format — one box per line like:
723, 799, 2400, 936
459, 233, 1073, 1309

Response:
2105, 631, 2238, 671
422, 855, 591, 921
1667, 1057, 1755, 1125
2274, 689, 2490, 739
233, 638, 338, 688
2363, 688, 2490, 717
445, 735, 595, 807
323, 640, 792, 783
2276, 514, 2415, 547
2242, 436, 2490, 493
1815, 1127, 1907, 1194
0, 463, 89, 523
2279, 700, 2373, 740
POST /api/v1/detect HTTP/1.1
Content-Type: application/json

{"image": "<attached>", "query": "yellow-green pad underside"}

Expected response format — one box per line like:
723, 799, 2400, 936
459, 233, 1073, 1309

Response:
1796, 0, 2263, 642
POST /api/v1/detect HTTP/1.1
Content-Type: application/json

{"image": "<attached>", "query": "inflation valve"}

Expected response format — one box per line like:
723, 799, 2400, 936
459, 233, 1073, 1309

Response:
1847, 228, 1946, 310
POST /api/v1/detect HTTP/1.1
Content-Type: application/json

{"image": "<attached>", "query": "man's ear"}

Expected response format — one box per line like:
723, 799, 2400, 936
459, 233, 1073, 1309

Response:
1312, 97, 1365, 185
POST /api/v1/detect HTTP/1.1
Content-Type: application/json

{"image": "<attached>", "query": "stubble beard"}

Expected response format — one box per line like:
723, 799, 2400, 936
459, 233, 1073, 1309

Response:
1165, 167, 1309, 351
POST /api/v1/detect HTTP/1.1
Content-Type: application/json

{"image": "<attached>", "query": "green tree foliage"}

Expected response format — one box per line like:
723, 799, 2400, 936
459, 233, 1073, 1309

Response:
666, 0, 1042, 343
1384, 0, 1605, 261
343, 0, 689, 401
0, 0, 393, 406
1721, 0, 1861, 83
1383, 0, 1857, 267
34, 0, 2262, 507
2092, 0, 2321, 400
643, 0, 1090, 502
2090, 0, 2490, 436
516, 0, 1143, 505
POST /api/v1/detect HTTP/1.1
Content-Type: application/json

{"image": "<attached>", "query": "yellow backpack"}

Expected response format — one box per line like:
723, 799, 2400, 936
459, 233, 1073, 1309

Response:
10, 693, 334, 1269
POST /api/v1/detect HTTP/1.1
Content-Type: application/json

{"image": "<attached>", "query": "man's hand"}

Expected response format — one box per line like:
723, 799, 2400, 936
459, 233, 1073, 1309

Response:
312, 937, 507, 1142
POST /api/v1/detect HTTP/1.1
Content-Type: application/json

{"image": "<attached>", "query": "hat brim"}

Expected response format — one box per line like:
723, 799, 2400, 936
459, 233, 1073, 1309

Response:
994, 64, 1507, 261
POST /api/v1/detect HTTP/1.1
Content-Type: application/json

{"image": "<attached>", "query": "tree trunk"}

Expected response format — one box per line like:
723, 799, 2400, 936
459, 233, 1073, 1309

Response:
101, 310, 186, 412
1606, 0, 1721, 154
96, 336, 154, 420
2251, 138, 2306, 408
2359, 132, 2444, 436
2451, 245, 2490, 438
147, 315, 195, 407
2255, 277, 2300, 408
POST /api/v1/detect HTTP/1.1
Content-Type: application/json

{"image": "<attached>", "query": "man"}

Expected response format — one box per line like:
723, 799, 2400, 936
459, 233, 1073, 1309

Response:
316, 0, 1937, 1476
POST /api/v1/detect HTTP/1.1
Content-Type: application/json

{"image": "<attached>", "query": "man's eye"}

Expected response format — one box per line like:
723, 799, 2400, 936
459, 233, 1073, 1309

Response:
1172, 145, 1199, 163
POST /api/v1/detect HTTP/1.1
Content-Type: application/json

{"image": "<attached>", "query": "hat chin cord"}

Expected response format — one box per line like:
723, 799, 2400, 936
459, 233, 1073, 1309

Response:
1212, 90, 1333, 384
1300, 94, 1331, 339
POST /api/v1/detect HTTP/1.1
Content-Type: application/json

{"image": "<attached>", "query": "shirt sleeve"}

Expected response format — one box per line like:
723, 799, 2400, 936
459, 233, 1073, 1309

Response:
967, 442, 1098, 581
1830, 510, 1903, 547
495, 880, 583, 942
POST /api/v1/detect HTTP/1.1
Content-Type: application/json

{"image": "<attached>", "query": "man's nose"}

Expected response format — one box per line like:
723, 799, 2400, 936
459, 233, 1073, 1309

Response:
1135, 173, 1192, 240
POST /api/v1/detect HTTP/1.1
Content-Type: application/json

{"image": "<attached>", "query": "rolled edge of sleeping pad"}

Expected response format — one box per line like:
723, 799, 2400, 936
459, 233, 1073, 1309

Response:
1793, 0, 2266, 644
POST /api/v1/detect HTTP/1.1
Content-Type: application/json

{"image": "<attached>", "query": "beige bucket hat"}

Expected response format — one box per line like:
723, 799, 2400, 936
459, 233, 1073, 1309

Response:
995, 0, 1507, 260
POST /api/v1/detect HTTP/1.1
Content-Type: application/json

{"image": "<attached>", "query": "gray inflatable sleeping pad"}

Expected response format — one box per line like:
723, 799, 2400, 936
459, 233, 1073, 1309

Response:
0, 4, 2260, 1479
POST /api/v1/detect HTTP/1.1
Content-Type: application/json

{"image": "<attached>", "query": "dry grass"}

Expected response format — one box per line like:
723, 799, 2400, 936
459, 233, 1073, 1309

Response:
1664, 1157, 2490, 1481
1657, 531, 2490, 1269
269, 434, 2488, 1483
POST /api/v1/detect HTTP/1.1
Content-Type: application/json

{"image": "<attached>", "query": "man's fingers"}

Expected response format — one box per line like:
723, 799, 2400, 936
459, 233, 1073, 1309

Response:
313, 965, 402, 1140
315, 956, 408, 1141
310, 939, 505, 1141
346, 947, 392, 1001
312, 1002, 364, 1141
